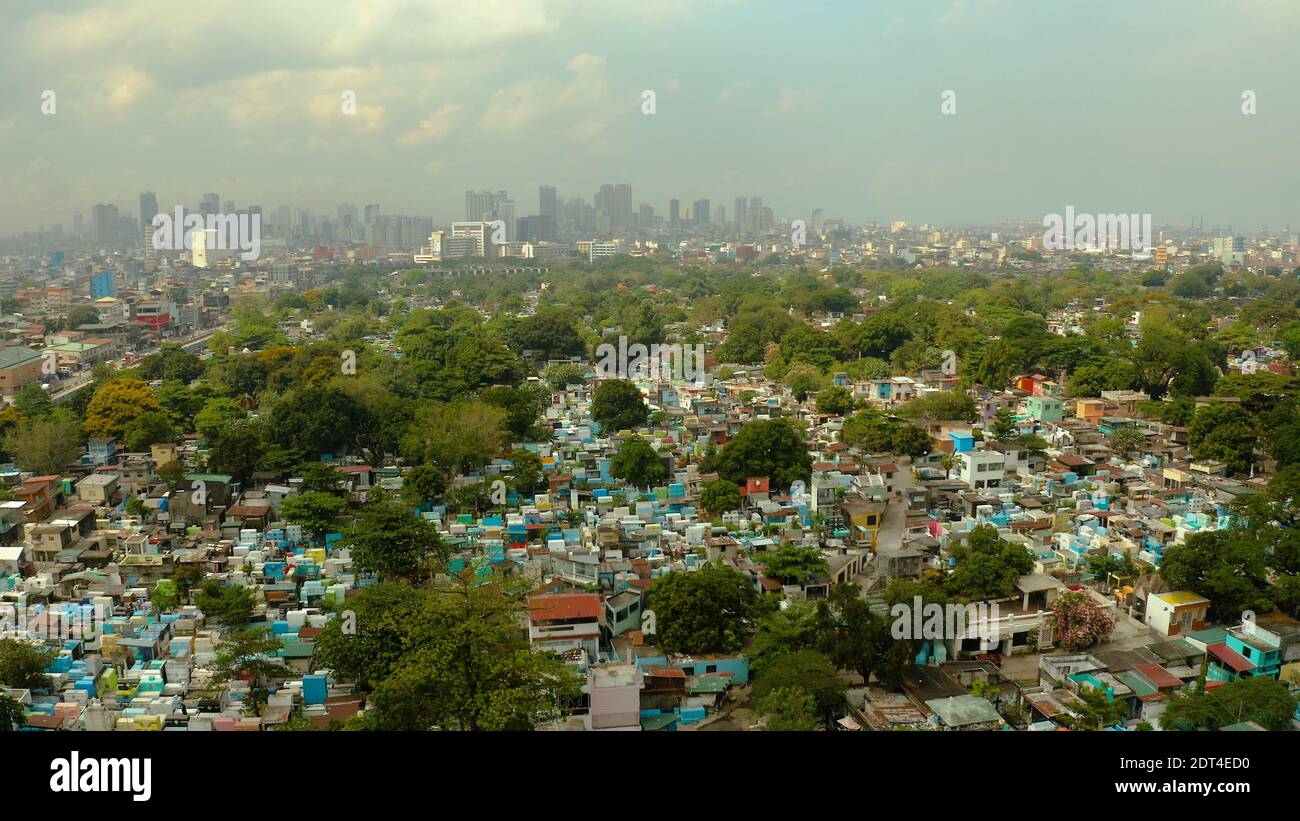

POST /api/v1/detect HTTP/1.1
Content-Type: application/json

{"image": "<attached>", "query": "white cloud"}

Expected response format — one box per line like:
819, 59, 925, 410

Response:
763, 87, 824, 119
399, 104, 464, 146
481, 53, 609, 137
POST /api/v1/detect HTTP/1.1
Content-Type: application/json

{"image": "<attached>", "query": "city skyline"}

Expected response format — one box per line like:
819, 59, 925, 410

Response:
1, 0, 1299, 235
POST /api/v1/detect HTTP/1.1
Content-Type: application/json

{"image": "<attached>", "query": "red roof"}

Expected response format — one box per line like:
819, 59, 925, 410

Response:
1208, 643, 1256, 674
1133, 662, 1183, 689
527, 593, 601, 622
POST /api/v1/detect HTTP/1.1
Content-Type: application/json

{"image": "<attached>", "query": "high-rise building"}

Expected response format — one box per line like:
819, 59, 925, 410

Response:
735, 197, 748, 232
138, 192, 158, 231
747, 206, 774, 233
465, 190, 514, 241
638, 204, 655, 231
451, 221, 494, 257
613, 184, 632, 231
92, 204, 119, 245
811, 208, 825, 234
693, 199, 710, 226
669, 199, 680, 228
200, 193, 220, 216
518, 215, 557, 243
364, 204, 380, 225
191, 228, 217, 268
539, 186, 558, 220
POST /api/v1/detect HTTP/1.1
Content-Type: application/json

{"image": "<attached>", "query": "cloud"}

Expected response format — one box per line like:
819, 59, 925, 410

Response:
97, 65, 157, 113
762, 87, 824, 119
399, 104, 464, 146
481, 53, 609, 137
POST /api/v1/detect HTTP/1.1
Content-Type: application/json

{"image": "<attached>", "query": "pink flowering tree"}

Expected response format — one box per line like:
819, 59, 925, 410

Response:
1052, 590, 1115, 651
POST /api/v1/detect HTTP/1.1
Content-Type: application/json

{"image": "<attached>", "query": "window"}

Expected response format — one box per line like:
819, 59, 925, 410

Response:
706, 664, 718, 674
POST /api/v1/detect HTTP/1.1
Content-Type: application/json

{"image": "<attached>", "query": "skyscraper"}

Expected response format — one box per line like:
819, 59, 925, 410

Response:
613, 184, 632, 231
465, 190, 514, 241
735, 197, 748, 232
138, 192, 158, 232
92, 203, 119, 245
693, 199, 710, 226
200, 193, 219, 216
669, 199, 680, 228
539, 186, 558, 220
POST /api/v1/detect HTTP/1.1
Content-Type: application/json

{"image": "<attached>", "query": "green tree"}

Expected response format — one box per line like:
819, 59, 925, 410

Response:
401, 464, 447, 506
350, 575, 581, 730
610, 435, 668, 489
267, 386, 371, 457
507, 448, 547, 496
1107, 426, 1147, 456
0, 694, 27, 731
752, 650, 846, 724
122, 410, 175, 452
715, 418, 812, 492
193, 397, 246, 440
295, 461, 345, 494
815, 384, 855, 415
0, 638, 54, 690
1161, 676, 1298, 731
209, 626, 290, 717
5, 417, 83, 475
757, 686, 820, 731
402, 400, 508, 477
194, 580, 256, 626
758, 545, 830, 586
151, 579, 180, 612
646, 562, 758, 655
343, 498, 447, 582
13, 383, 54, 420
945, 525, 1034, 600
1160, 530, 1274, 621
480, 384, 543, 440
1060, 685, 1128, 730
991, 407, 1018, 442
543, 362, 588, 391
899, 391, 978, 423
699, 479, 742, 516
279, 492, 347, 541
591, 379, 649, 432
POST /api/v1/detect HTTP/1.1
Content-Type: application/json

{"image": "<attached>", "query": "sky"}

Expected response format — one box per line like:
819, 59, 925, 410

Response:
1, 0, 1298, 235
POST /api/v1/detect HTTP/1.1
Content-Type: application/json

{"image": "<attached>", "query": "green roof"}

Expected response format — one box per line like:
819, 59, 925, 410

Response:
640, 713, 677, 730
1116, 671, 1157, 697
0, 346, 43, 369
687, 676, 729, 694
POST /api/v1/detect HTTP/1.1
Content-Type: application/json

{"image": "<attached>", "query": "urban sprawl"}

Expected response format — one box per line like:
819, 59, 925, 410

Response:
0, 188, 1297, 733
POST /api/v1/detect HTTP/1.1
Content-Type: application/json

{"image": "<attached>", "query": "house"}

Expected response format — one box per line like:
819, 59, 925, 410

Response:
1025, 395, 1064, 422
956, 450, 1006, 491
0, 346, 45, 399
527, 592, 602, 662
1144, 591, 1210, 638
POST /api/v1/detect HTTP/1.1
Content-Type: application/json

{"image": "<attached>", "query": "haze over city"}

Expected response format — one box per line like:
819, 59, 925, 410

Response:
2, 0, 1299, 235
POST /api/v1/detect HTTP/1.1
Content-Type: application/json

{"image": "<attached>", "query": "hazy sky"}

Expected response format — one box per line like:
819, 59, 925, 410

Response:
2, 0, 1298, 235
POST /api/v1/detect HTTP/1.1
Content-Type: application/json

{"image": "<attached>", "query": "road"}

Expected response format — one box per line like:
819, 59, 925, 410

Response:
48, 328, 224, 402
